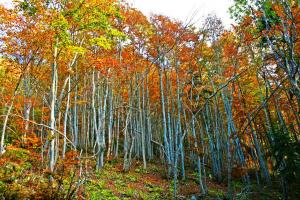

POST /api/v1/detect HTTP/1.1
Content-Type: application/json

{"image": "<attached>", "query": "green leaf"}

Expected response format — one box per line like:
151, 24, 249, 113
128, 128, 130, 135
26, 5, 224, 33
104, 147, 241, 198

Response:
90, 36, 112, 50
67, 46, 87, 55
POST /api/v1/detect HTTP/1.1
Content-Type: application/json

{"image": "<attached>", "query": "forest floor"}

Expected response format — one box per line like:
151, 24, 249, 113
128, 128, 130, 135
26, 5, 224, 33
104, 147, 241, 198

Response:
0, 146, 286, 199
82, 159, 284, 200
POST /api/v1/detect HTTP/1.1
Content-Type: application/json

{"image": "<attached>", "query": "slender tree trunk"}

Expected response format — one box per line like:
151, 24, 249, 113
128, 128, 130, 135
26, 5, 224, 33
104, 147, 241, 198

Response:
49, 38, 58, 172
159, 68, 171, 176
62, 75, 71, 159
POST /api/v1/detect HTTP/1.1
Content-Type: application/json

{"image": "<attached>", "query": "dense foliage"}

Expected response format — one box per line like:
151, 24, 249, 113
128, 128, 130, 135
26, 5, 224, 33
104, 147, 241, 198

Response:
0, 0, 299, 199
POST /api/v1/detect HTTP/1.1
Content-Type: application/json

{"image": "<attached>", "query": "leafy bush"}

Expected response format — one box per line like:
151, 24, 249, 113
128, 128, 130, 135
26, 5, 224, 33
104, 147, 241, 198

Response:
269, 126, 300, 182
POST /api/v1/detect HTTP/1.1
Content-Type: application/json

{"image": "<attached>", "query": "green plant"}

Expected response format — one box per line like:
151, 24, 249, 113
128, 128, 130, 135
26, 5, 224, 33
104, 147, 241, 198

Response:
208, 188, 225, 197
139, 190, 162, 200
135, 167, 147, 174
121, 188, 136, 198
125, 174, 138, 182
86, 180, 119, 200
269, 126, 300, 182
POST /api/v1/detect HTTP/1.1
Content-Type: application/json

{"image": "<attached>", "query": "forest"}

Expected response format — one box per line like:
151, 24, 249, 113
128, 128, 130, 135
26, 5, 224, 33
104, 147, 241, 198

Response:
0, 0, 299, 199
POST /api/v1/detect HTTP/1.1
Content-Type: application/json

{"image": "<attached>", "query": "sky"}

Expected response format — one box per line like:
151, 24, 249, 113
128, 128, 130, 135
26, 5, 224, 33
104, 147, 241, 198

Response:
127, 0, 235, 28
0, 0, 11, 7
0, 0, 235, 27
